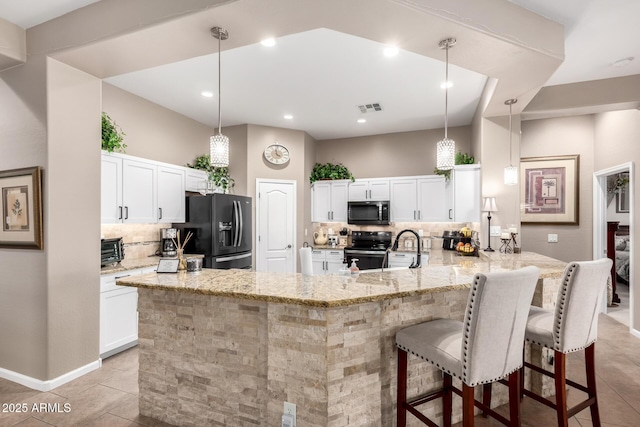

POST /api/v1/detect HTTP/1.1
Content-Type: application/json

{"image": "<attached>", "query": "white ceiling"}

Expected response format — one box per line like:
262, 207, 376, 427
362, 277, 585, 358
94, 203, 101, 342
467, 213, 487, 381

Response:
1, 0, 638, 140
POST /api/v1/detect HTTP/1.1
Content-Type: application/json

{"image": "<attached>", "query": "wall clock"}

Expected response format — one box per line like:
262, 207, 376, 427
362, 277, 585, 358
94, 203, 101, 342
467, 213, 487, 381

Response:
264, 143, 290, 165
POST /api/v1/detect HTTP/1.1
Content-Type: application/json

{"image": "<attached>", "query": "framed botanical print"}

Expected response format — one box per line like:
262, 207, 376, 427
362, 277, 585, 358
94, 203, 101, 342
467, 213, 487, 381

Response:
520, 155, 579, 225
0, 166, 43, 249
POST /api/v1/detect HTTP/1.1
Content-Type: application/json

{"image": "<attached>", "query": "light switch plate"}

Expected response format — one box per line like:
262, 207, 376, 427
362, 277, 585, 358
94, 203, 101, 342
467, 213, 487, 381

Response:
490, 226, 501, 237
548, 234, 558, 243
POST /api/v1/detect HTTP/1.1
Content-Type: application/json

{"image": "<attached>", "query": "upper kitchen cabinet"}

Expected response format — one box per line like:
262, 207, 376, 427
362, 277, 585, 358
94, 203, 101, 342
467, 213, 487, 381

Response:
185, 168, 208, 193
311, 180, 349, 222
390, 176, 447, 222
451, 164, 481, 223
101, 152, 185, 224
348, 179, 390, 201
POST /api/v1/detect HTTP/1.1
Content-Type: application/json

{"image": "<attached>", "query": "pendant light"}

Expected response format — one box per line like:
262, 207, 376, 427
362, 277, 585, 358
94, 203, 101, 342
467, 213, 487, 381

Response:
436, 38, 456, 171
504, 98, 518, 186
210, 26, 230, 168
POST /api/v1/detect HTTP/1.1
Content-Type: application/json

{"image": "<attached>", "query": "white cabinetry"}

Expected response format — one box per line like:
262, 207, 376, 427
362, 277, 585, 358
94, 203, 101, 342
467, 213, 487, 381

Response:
390, 176, 447, 222
311, 180, 349, 222
388, 251, 429, 268
311, 249, 345, 275
101, 152, 185, 224
348, 179, 390, 201
185, 168, 208, 193
452, 164, 481, 223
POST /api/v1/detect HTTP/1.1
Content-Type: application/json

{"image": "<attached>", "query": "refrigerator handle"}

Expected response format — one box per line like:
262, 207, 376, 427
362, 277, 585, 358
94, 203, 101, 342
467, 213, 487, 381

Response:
238, 201, 244, 247
233, 200, 240, 247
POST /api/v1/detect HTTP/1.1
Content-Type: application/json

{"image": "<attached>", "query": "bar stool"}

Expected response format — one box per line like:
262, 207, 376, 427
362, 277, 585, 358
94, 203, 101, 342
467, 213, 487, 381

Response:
521, 258, 612, 427
396, 266, 540, 427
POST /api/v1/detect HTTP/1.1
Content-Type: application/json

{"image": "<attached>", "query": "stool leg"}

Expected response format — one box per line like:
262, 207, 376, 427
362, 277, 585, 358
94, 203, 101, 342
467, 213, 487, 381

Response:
554, 351, 569, 427
508, 370, 521, 427
462, 383, 475, 427
482, 383, 491, 417
585, 343, 601, 427
397, 348, 408, 427
443, 373, 452, 427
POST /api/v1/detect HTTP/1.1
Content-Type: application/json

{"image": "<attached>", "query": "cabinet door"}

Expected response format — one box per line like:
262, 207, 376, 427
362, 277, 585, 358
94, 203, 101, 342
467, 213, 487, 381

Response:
100, 273, 139, 357
122, 159, 157, 223
348, 180, 369, 201
101, 154, 123, 224
388, 252, 416, 268
311, 182, 331, 222
185, 168, 208, 193
325, 250, 345, 275
453, 165, 481, 222
330, 181, 349, 222
369, 180, 390, 201
390, 179, 418, 222
311, 250, 325, 275
417, 176, 447, 221
157, 165, 185, 223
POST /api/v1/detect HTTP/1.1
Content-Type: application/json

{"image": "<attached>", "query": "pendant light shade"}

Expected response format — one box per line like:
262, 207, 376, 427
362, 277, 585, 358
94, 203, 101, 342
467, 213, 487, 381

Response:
504, 98, 518, 186
436, 38, 456, 171
210, 26, 229, 168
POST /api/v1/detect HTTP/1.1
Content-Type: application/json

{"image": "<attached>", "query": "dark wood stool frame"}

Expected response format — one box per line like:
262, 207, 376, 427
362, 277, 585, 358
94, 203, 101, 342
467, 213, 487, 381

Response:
397, 348, 523, 427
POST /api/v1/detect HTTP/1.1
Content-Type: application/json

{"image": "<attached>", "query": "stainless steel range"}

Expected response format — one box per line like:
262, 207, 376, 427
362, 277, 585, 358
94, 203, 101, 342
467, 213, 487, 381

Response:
344, 231, 392, 271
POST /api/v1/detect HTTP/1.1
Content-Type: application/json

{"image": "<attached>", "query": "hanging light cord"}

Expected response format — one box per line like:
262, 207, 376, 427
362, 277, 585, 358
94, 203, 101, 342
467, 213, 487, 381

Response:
444, 42, 449, 139
508, 101, 512, 166
217, 33, 222, 135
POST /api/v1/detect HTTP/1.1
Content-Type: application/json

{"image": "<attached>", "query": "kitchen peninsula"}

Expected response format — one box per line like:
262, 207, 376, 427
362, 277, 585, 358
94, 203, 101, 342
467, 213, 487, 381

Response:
118, 250, 567, 426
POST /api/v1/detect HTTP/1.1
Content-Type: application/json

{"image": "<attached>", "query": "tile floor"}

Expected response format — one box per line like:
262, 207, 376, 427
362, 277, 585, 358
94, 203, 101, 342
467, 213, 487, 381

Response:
0, 314, 638, 426
607, 282, 630, 327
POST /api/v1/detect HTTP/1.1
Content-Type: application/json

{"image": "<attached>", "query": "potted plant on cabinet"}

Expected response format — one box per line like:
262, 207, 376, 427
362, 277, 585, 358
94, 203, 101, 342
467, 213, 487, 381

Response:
309, 162, 355, 184
186, 154, 235, 194
433, 151, 475, 180
101, 112, 127, 153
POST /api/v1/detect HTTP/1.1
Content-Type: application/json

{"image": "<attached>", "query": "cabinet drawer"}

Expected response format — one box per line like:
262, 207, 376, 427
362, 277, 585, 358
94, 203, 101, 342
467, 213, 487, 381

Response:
325, 250, 344, 261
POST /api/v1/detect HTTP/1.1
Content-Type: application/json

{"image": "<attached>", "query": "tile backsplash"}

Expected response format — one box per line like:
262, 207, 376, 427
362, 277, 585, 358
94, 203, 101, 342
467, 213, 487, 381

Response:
101, 223, 171, 259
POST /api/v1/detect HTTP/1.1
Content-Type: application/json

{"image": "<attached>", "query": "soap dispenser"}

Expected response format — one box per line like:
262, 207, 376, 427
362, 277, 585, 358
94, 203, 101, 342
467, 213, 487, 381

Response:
349, 258, 360, 276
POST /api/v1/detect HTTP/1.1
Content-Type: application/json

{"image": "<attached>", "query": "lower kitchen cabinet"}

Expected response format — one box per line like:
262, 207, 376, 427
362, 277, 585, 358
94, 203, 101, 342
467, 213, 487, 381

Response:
388, 251, 429, 268
100, 268, 153, 358
312, 249, 345, 275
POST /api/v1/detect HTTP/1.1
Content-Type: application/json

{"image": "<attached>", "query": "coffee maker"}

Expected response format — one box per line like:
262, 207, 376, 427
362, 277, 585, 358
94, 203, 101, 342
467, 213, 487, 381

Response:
160, 228, 177, 257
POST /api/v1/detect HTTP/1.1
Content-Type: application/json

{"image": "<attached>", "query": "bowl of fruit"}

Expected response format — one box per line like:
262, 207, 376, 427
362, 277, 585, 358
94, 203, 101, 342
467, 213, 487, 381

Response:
456, 242, 477, 256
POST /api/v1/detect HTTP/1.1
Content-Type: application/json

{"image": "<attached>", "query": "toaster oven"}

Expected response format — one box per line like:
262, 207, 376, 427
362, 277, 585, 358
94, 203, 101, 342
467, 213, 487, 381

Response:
101, 237, 125, 266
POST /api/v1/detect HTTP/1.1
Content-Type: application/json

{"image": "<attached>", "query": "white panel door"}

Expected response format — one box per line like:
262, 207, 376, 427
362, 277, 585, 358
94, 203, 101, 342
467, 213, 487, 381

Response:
417, 176, 447, 221
330, 181, 349, 222
101, 154, 123, 223
122, 159, 157, 223
157, 165, 185, 223
390, 179, 418, 222
256, 179, 296, 272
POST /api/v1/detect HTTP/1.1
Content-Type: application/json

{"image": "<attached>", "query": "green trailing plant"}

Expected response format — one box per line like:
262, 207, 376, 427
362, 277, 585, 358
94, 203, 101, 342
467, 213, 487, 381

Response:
186, 154, 235, 193
433, 151, 475, 180
607, 173, 629, 194
101, 112, 127, 153
309, 162, 355, 184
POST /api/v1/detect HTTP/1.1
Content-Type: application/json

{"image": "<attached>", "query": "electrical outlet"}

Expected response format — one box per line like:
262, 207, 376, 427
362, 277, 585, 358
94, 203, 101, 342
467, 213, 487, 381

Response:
283, 402, 296, 427
548, 234, 558, 243
418, 229, 424, 237
490, 226, 501, 237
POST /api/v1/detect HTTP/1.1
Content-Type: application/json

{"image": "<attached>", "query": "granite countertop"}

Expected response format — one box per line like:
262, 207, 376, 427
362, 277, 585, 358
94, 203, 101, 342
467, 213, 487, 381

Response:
101, 254, 204, 275
116, 250, 566, 307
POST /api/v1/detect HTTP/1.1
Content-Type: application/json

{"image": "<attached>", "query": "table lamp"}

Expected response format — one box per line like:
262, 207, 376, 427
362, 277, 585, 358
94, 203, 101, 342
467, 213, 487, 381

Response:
482, 197, 498, 252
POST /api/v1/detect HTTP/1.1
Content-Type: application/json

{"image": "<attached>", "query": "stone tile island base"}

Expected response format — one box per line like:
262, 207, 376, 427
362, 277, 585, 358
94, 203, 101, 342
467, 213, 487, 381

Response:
138, 287, 532, 426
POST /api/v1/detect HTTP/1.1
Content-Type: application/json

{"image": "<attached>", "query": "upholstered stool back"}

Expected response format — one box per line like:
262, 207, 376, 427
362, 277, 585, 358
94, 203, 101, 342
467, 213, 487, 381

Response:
463, 266, 540, 386
553, 259, 612, 353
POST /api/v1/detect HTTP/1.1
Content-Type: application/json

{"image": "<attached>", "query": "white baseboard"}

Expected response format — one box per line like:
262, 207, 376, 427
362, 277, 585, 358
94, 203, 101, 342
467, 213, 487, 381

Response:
0, 359, 101, 391
631, 327, 640, 339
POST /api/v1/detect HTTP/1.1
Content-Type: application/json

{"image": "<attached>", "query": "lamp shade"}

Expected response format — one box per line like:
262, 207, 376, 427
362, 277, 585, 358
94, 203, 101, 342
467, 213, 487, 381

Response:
210, 133, 229, 167
436, 137, 455, 170
481, 197, 498, 212
504, 165, 518, 186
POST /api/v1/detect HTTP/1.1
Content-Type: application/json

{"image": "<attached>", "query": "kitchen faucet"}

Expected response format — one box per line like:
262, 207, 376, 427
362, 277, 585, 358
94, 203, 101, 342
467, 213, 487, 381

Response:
382, 229, 422, 270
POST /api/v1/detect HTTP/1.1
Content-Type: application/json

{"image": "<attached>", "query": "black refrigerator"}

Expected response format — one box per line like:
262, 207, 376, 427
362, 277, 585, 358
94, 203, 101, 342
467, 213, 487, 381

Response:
177, 193, 252, 269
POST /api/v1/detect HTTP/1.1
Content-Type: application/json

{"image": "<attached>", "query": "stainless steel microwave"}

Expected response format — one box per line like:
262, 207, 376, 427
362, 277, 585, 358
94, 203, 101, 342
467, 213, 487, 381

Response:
347, 200, 390, 225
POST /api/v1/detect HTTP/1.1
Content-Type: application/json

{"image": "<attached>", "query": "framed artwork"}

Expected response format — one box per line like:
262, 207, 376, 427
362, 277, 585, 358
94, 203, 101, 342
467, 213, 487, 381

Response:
616, 173, 630, 213
520, 155, 579, 225
0, 166, 43, 249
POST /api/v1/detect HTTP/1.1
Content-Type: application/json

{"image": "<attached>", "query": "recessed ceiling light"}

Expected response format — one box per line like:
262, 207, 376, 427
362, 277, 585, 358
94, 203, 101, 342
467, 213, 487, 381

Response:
357, 118, 366, 123
283, 114, 293, 120
201, 91, 214, 98
383, 46, 399, 58
440, 81, 453, 89
261, 38, 276, 47
611, 57, 634, 68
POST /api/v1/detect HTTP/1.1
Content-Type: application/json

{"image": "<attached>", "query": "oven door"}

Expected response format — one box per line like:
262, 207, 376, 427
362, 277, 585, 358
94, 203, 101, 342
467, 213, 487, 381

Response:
344, 249, 388, 271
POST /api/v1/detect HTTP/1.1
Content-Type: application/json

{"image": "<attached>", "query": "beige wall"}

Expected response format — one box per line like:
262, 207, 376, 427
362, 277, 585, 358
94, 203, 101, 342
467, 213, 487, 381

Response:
315, 126, 472, 179
224, 124, 249, 196
520, 115, 595, 262
102, 83, 211, 167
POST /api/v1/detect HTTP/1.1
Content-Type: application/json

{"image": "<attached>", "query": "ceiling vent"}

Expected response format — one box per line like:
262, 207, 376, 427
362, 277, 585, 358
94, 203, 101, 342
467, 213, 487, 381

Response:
357, 103, 383, 113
